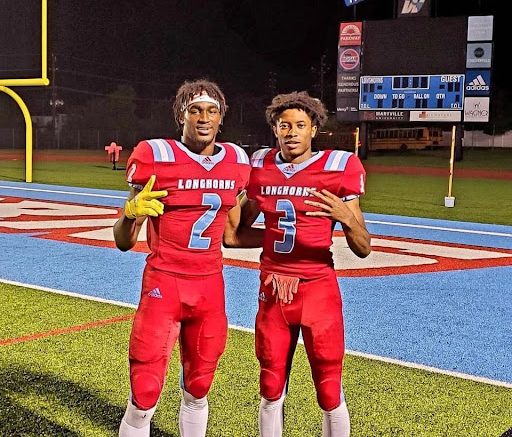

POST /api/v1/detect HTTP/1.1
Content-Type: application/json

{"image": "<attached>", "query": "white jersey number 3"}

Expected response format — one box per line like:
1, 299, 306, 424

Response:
274, 199, 296, 254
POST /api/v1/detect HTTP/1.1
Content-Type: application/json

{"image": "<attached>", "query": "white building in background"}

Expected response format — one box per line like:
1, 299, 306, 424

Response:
440, 130, 512, 148
461, 130, 512, 148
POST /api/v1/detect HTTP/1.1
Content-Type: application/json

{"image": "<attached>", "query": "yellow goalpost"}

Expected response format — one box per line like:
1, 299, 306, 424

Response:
0, 0, 49, 182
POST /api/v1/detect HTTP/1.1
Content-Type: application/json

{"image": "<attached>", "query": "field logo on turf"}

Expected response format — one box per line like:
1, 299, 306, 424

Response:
1, 197, 512, 278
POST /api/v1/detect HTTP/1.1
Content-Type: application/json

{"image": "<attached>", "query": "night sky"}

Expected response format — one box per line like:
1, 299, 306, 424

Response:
51, 0, 342, 96
47, 0, 508, 96
1, 0, 509, 125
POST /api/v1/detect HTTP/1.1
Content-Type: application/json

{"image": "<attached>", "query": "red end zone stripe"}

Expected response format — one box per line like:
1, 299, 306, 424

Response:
223, 238, 512, 277
0, 313, 134, 347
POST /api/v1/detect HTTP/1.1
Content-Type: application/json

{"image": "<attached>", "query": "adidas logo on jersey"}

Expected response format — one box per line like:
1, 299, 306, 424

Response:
201, 156, 214, 166
148, 287, 163, 299
282, 164, 296, 175
466, 75, 489, 91
258, 291, 267, 302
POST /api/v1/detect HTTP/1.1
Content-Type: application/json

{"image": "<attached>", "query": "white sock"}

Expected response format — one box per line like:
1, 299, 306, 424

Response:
322, 401, 350, 437
179, 390, 209, 437
259, 392, 286, 437
118, 397, 156, 437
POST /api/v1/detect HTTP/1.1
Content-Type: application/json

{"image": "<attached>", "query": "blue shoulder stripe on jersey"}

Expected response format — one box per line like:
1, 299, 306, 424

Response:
221, 142, 250, 165
147, 139, 175, 162
250, 148, 272, 168
324, 150, 352, 171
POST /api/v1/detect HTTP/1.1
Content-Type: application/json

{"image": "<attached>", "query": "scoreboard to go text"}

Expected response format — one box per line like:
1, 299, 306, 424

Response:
359, 74, 465, 111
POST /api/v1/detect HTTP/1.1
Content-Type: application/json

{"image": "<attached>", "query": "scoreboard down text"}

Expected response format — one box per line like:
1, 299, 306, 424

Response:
359, 74, 465, 110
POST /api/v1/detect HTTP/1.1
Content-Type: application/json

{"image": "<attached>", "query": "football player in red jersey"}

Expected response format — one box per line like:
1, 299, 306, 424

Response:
114, 79, 251, 437
224, 91, 371, 437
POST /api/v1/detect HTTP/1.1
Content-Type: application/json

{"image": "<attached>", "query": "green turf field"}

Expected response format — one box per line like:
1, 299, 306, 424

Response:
1, 284, 511, 436
364, 172, 512, 224
0, 148, 511, 436
0, 148, 511, 225
364, 148, 512, 170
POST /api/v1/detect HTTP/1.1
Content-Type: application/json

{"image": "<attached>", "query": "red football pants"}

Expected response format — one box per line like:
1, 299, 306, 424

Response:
256, 270, 345, 411
128, 266, 227, 410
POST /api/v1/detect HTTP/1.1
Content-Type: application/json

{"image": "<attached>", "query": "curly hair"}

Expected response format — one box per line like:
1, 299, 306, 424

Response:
265, 91, 328, 128
172, 79, 228, 129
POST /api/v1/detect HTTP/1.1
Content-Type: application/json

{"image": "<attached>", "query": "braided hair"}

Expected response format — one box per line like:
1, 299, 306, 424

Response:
172, 79, 228, 129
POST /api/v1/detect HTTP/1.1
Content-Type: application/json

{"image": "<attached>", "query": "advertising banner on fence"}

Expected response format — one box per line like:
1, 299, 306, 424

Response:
336, 96, 359, 122
337, 73, 360, 96
464, 97, 490, 122
361, 111, 411, 122
464, 70, 491, 96
337, 22, 362, 121
338, 46, 361, 72
467, 15, 494, 41
338, 22, 362, 46
466, 43, 493, 68
410, 111, 461, 122
398, 0, 431, 17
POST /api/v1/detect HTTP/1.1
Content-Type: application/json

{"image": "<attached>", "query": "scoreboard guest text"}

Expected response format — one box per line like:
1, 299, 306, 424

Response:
359, 74, 465, 111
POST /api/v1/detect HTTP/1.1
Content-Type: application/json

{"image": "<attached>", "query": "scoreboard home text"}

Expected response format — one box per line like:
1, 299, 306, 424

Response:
359, 74, 465, 111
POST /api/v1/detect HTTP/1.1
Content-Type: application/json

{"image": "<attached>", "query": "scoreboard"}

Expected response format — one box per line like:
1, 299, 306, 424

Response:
359, 74, 465, 110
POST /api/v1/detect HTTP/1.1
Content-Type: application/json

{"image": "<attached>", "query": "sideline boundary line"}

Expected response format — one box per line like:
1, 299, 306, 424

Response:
0, 184, 127, 199
345, 349, 512, 389
2, 278, 511, 389
0, 278, 136, 309
0, 313, 134, 347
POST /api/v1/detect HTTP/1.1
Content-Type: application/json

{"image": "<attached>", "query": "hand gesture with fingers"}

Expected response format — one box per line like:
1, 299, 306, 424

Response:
124, 175, 168, 219
304, 188, 353, 224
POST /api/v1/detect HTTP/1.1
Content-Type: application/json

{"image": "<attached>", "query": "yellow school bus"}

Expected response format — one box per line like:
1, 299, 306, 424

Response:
369, 126, 444, 151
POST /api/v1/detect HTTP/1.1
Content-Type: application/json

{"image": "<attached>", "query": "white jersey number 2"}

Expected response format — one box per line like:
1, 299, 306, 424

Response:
188, 193, 222, 250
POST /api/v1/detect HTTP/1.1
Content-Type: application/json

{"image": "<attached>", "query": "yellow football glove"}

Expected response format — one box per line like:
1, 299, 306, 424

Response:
124, 175, 168, 219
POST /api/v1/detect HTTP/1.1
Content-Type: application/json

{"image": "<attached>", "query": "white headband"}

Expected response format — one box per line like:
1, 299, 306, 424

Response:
182, 94, 221, 112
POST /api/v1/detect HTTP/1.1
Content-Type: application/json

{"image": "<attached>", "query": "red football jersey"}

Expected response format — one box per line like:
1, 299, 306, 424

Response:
247, 148, 366, 279
126, 139, 251, 275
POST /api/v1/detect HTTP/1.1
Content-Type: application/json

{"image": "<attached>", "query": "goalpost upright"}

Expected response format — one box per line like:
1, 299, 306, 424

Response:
0, 0, 49, 182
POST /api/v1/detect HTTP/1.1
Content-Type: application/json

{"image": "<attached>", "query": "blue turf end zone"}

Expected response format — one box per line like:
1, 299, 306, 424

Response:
0, 181, 511, 385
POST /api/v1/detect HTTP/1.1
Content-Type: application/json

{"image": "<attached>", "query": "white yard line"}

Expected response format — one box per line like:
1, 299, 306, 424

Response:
344, 349, 512, 389
0, 278, 136, 309
0, 185, 126, 199
2, 183, 511, 238
2, 277, 511, 390
367, 220, 512, 238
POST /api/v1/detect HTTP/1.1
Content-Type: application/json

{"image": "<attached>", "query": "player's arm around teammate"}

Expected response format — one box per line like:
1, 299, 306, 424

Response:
223, 190, 263, 249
